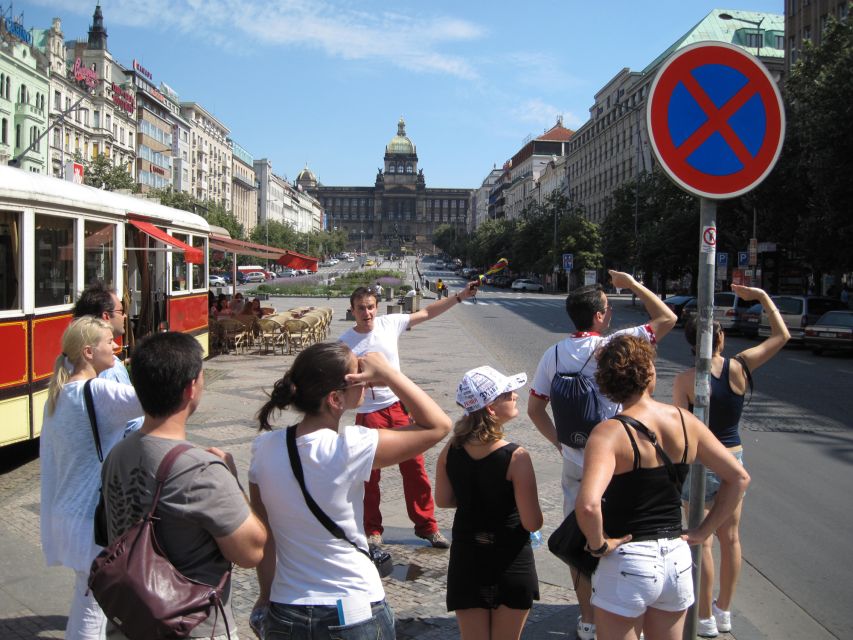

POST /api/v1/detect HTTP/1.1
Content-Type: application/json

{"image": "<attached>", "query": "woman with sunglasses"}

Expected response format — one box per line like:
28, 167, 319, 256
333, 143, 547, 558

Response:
435, 366, 543, 640
249, 342, 451, 638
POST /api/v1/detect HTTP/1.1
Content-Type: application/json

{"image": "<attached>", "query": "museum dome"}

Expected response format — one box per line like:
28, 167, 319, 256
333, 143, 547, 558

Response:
386, 117, 416, 155
296, 164, 317, 188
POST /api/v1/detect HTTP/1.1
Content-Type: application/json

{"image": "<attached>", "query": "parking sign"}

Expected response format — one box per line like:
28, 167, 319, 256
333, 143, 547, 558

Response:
738, 252, 749, 267
562, 253, 574, 271
718, 253, 728, 267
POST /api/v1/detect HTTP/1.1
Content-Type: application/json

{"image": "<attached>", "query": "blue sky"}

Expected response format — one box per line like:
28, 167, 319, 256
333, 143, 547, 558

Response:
24, 0, 782, 188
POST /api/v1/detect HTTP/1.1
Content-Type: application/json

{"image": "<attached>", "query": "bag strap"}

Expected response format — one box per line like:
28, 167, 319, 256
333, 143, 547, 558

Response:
147, 443, 195, 518
285, 426, 373, 562
555, 344, 596, 376
84, 379, 103, 463
613, 415, 677, 484
733, 355, 753, 405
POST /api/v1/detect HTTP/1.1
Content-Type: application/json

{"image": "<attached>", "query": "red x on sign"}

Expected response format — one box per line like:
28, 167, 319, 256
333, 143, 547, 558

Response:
647, 42, 785, 199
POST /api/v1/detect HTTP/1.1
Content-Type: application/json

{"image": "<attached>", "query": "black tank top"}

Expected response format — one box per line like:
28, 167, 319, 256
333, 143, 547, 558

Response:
446, 442, 528, 546
601, 412, 690, 541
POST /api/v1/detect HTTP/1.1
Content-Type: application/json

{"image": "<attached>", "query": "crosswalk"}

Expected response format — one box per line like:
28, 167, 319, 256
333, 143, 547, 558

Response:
459, 292, 564, 308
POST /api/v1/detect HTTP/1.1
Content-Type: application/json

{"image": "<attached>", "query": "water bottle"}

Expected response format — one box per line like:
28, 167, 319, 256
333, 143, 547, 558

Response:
530, 530, 543, 549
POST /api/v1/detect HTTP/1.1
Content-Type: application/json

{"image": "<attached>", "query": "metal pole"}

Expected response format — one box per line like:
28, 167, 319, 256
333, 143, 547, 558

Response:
684, 197, 715, 640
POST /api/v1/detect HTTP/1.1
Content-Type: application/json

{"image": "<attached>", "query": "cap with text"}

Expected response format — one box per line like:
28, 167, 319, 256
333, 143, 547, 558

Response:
456, 366, 527, 414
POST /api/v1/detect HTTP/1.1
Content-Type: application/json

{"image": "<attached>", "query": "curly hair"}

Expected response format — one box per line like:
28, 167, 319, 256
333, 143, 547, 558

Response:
594, 335, 656, 404
450, 408, 504, 448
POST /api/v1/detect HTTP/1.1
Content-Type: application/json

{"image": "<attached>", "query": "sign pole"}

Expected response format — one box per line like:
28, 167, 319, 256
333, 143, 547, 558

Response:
685, 197, 716, 640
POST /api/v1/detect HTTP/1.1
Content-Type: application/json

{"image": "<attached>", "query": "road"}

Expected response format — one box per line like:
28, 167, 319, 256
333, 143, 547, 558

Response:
427, 267, 852, 640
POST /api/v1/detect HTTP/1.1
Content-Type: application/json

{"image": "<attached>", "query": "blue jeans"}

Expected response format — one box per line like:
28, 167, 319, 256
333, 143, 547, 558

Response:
265, 600, 394, 640
681, 448, 744, 503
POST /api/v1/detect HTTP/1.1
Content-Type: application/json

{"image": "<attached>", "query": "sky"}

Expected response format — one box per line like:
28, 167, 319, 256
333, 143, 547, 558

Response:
22, 0, 783, 189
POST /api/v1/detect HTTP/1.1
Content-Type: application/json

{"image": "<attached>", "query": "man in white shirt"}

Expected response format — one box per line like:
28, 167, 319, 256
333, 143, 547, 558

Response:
72, 281, 130, 385
527, 270, 676, 640
339, 282, 478, 548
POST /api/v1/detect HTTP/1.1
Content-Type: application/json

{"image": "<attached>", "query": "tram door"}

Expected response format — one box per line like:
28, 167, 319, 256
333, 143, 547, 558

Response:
125, 225, 168, 344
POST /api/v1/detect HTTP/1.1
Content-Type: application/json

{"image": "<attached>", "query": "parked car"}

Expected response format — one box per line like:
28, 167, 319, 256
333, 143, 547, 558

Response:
511, 278, 544, 292
804, 310, 853, 354
209, 274, 226, 286
346, 256, 355, 262
264, 270, 277, 280
736, 302, 764, 338
663, 295, 696, 326
759, 295, 846, 342
713, 292, 754, 332
492, 275, 513, 288
223, 272, 247, 285
244, 271, 267, 283
365, 259, 375, 266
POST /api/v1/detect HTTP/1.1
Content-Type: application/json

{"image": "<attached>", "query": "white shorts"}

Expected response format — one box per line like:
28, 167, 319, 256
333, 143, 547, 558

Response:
591, 538, 694, 619
561, 445, 585, 517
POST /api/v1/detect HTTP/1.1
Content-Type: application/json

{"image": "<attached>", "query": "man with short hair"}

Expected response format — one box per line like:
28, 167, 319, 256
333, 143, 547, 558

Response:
340, 281, 478, 548
527, 270, 677, 640
72, 281, 129, 384
100, 332, 266, 640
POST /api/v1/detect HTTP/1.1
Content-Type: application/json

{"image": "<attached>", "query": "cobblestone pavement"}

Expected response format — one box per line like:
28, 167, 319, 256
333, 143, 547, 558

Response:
0, 289, 736, 639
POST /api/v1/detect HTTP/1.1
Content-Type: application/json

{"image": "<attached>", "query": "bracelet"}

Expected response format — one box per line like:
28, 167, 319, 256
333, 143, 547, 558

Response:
455, 293, 462, 304
585, 540, 608, 555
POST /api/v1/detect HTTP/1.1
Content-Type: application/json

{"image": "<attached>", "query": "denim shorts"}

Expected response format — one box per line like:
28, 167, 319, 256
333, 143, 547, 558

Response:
591, 538, 694, 618
681, 448, 744, 504
264, 600, 394, 640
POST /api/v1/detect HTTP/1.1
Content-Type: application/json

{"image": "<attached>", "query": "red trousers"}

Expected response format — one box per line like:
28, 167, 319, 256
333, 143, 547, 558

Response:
357, 402, 438, 537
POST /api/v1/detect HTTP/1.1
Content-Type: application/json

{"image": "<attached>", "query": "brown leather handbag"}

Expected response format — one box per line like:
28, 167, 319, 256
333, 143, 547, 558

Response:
88, 443, 232, 639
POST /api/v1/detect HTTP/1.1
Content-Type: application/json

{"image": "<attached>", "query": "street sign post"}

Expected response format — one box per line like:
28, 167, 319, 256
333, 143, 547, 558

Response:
562, 253, 573, 271
647, 40, 785, 640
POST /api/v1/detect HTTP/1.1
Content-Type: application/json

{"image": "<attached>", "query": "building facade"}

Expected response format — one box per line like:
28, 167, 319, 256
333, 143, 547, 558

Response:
231, 140, 257, 233
181, 102, 232, 209
128, 59, 172, 192
1, 16, 50, 173
566, 8, 785, 224
161, 82, 192, 193
785, 0, 849, 70
298, 117, 472, 252
470, 166, 502, 231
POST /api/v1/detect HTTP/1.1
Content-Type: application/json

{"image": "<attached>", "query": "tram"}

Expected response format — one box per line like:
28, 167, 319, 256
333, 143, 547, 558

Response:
0, 165, 210, 448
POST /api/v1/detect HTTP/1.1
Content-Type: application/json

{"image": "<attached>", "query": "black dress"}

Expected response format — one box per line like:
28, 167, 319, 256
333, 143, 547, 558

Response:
446, 442, 539, 611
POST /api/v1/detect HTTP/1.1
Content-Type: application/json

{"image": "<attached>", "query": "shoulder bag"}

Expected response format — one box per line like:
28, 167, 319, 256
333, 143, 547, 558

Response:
83, 379, 110, 547
286, 426, 393, 578
88, 443, 232, 640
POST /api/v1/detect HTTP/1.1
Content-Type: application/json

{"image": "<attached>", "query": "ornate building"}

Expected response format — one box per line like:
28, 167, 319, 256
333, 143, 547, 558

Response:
297, 117, 472, 252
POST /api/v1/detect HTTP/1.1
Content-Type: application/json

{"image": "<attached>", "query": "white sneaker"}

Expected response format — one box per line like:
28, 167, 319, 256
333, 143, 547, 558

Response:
697, 616, 719, 637
576, 616, 596, 640
713, 601, 732, 633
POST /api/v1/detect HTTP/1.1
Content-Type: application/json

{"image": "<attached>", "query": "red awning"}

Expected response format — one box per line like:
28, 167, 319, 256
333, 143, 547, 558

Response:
276, 250, 319, 272
129, 219, 204, 264
209, 234, 283, 260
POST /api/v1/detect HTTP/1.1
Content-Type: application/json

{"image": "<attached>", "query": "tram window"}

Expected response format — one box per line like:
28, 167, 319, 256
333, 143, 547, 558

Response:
191, 236, 205, 290
0, 212, 21, 310
84, 221, 115, 287
34, 214, 73, 307
172, 232, 188, 292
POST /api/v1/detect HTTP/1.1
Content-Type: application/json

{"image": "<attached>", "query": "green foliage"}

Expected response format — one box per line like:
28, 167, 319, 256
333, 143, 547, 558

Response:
432, 224, 468, 259
76, 152, 136, 192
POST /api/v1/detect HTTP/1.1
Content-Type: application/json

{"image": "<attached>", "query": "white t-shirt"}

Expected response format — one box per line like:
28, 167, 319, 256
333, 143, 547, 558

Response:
339, 314, 410, 413
249, 426, 383, 606
530, 324, 656, 424
40, 379, 142, 571
101, 355, 131, 385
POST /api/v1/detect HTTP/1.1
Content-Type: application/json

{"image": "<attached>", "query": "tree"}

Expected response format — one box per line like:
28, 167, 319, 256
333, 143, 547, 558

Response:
76, 152, 136, 192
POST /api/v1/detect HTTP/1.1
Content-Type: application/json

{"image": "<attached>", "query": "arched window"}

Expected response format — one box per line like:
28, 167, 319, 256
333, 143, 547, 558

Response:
406, 164, 413, 173
0, 74, 4, 99
19, 84, 27, 104
1, 118, 6, 144
5, 77, 10, 100
397, 164, 404, 173
388, 165, 395, 173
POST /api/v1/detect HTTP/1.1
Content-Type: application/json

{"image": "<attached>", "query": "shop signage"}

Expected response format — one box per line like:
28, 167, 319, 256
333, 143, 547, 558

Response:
111, 83, 135, 115
4, 17, 31, 45
133, 59, 153, 81
73, 58, 98, 89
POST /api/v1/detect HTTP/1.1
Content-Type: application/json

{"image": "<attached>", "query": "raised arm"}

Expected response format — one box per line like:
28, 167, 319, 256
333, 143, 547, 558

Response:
730, 285, 790, 372
347, 352, 452, 468
408, 280, 479, 328
609, 270, 677, 340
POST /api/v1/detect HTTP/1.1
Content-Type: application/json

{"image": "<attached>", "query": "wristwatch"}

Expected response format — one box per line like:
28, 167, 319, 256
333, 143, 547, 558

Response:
585, 540, 608, 556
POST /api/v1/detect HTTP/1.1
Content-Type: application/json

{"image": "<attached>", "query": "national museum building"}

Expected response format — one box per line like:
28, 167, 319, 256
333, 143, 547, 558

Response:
296, 118, 471, 252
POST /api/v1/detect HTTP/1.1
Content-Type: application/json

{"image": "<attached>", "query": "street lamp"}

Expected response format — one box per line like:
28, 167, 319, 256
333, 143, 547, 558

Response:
720, 12, 765, 60
360, 229, 364, 255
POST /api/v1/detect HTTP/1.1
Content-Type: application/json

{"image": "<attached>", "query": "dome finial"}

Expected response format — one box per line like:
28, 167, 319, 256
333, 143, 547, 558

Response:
397, 116, 406, 137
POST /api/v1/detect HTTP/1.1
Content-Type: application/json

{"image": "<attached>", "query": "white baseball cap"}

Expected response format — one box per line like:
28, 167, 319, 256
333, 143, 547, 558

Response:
456, 366, 527, 414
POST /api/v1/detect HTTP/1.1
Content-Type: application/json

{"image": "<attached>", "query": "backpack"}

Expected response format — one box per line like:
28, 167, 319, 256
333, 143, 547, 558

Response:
549, 344, 611, 448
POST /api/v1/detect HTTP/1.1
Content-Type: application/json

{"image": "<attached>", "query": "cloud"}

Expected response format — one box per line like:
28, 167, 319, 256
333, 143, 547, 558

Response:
37, 0, 483, 79
511, 99, 584, 130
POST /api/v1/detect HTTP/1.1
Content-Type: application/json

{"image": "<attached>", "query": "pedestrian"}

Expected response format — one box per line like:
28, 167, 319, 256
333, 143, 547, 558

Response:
249, 344, 451, 637
527, 270, 677, 640
672, 285, 789, 637
436, 366, 543, 640
72, 281, 130, 384
437, 278, 445, 297
841, 284, 850, 308
576, 335, 750, 640
374, 281, 384, 297
39, 316, 143, 640
339, 281, 478, 548
99, 332, 267, 640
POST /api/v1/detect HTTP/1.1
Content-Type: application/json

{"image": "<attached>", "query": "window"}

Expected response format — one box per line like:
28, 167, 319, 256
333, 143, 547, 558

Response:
1, 118, 6, 145
191, 236, 205, 289
0, 211, 21, 310
83, 221, 115, 286
171, 232, 189, 292
34, 214, 74, 307
803, 25, 812, 42
15, 124, 20, 149
54, 90, 61, 109
18, 84, 27, 104
745, 31, 762, 48
0, 73, 5, 100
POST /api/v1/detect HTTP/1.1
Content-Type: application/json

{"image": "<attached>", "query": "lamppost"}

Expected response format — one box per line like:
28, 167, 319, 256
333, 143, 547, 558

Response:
720, 12, 765, 60
360, 229, 364, 255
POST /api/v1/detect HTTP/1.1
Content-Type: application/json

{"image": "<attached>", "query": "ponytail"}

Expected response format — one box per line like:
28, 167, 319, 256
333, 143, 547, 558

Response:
257, 373, 297, 431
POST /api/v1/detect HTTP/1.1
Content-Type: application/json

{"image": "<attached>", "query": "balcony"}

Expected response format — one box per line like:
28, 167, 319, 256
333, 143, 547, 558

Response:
15, 103, 45, 121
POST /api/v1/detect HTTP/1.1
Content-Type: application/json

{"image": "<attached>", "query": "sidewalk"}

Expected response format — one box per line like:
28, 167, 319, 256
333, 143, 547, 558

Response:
1, 291, 735, 639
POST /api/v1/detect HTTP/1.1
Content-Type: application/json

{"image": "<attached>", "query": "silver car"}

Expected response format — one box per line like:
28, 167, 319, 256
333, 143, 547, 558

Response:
511, 278, 544, 292
759, 295, 846, 342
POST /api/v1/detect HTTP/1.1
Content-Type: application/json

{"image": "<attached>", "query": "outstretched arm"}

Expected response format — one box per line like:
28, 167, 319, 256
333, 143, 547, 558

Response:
408, 280, 479, 328
731, 285, 790, 372
609, 270, 677, 340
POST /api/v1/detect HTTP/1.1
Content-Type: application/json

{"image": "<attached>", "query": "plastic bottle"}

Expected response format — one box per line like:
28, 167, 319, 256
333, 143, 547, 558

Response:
530, 530, 543, 549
